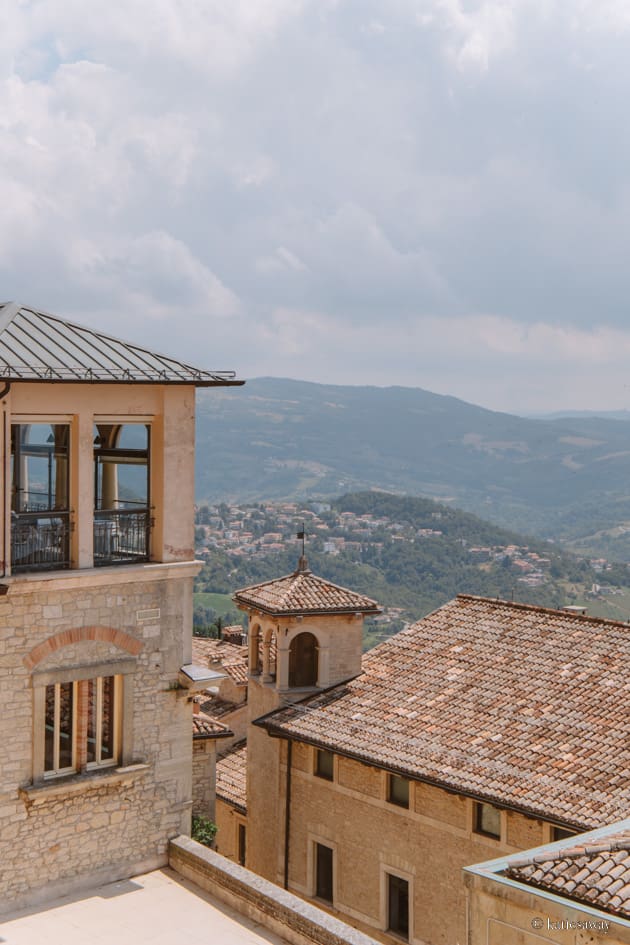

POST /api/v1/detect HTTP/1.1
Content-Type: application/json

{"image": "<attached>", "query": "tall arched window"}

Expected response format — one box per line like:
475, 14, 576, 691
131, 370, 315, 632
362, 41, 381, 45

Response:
288, 632, 318, 688
93, 424, 150, 565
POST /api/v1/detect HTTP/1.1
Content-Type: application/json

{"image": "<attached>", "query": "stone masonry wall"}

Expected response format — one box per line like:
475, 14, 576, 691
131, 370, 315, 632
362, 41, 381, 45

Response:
0, 564, 195, 913
282, 741, 547, 945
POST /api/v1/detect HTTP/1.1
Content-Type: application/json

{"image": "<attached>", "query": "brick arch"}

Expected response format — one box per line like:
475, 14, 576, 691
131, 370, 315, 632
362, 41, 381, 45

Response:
24, 626, 143, 671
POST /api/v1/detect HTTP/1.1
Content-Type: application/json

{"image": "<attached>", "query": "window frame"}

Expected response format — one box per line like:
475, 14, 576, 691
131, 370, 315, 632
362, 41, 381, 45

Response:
32, 660, 135, 785
385, 870, 410, 941
551, 825, 577, 842
44, 681, 78, 778
473, 801, 502, 840
387, 773, 410, 808
314, 842, 334, 904
314, 748, 334, 781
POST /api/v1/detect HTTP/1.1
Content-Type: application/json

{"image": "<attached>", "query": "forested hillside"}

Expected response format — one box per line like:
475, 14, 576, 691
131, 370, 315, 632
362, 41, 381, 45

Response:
195, 378, 630, 559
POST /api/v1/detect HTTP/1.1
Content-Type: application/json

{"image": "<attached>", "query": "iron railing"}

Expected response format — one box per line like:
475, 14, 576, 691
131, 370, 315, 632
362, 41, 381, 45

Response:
93, 508, 151, 566
11, 510, 71, 573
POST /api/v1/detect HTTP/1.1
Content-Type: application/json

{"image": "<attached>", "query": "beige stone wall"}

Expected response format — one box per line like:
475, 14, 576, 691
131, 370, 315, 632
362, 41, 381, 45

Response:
465, 873, 628, 945
192, 740, 217, 819
214, 797, 246, 863
245, 679, 286, 883
277, 741, 547, 945
0, 563, 197, 913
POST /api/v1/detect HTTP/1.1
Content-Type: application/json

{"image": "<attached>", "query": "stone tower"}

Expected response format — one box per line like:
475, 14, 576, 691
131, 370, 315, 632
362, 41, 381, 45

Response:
233, 556, 380, 883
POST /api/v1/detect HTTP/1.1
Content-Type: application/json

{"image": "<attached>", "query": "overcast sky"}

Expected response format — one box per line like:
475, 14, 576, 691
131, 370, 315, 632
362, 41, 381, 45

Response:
3, 1, 630, 412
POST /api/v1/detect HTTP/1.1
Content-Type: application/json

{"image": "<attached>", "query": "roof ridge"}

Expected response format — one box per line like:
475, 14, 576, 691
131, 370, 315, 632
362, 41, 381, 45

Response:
455, 593, 630, 630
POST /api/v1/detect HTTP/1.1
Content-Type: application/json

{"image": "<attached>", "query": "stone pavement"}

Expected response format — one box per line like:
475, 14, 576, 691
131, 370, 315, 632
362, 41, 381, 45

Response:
0, 868, 288, 945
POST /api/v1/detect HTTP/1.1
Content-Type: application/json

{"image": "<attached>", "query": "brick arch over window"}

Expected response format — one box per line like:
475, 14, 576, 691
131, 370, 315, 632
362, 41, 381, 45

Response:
24, 626, 143, 671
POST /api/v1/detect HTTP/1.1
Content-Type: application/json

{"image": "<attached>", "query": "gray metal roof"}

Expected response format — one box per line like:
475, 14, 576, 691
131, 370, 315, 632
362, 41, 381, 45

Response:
0, 302, 243, 386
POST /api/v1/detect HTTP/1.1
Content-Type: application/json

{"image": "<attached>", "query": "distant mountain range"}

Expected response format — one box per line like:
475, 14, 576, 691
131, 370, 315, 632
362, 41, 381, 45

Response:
196, 378, 630, 559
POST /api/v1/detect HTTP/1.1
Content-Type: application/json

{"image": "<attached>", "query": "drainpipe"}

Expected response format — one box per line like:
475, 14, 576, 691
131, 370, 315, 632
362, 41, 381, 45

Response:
283, 739, 292, 890
0, 382, 11, 577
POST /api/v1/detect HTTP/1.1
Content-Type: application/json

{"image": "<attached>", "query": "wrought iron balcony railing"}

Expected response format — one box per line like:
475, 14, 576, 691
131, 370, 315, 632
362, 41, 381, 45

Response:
93, 508, 151, 566
11, 510, 71, 573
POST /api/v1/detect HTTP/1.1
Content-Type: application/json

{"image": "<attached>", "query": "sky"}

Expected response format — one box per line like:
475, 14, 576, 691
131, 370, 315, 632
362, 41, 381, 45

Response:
2, 0, 630, 413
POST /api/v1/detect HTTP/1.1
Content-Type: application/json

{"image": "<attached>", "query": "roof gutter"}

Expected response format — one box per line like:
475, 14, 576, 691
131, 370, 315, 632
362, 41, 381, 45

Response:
257, 722, 592, 833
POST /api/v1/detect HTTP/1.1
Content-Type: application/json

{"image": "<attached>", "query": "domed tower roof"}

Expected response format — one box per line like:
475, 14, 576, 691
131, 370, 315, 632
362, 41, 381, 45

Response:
233, 556, 381, 617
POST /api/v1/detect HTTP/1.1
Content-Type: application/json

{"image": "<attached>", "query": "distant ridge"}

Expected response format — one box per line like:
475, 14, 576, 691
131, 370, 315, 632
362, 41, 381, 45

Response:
195, 377, 630, 558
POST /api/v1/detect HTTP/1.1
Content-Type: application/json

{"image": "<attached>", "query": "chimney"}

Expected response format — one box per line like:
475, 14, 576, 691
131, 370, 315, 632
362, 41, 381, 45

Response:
562, 605, 587, 616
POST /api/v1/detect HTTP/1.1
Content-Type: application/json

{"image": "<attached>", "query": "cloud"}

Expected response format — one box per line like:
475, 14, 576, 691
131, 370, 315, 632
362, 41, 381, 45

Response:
3, 1, 630, 410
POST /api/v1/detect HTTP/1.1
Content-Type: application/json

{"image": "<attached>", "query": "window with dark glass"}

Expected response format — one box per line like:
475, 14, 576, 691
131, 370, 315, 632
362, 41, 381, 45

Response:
315, 749, 334, 781
11, 423, 70, 572
94, 424, 150, 565
552, 826, 576, 842
388, 774, 410, 808
474, 802, 501, 839
387, 873, 409, 939
315, 843, 333, 903
238, 823, 247, 866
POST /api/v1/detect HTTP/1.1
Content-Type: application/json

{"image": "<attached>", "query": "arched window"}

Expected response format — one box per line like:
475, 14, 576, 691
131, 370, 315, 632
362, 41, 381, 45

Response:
250, 624, 261, 675
93, 423, 150, 565
288, 632, 318, 688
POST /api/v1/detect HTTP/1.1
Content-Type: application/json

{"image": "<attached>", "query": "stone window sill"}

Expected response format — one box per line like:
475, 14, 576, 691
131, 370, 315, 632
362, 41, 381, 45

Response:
19, 763, 150, 803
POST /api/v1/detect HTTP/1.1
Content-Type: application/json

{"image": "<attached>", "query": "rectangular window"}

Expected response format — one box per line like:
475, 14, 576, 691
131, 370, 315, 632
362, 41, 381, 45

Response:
86, 676, 119, 767
387, 873, 409, 939
238, 823, 247, 866
552, 826, 576, 842
11, 423, 71, 573
474, 802, 501, 839
43, 675, 121, 779
315, 749, 334, 781
315, 843, 333, 903
44, 682, 77, 776
387, 774, 410, 808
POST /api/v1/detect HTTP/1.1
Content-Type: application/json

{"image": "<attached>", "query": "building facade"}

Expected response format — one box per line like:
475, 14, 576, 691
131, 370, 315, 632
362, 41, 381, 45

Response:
227, 577, 630, 945
0, 301, 241, 911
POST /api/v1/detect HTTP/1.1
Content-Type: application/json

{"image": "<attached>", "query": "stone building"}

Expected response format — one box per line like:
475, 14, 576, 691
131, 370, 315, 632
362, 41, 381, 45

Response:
0, 300, 242, 912
227, 574, 630, 945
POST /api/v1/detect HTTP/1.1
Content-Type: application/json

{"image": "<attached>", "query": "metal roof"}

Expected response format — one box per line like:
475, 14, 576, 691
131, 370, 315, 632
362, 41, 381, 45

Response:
0, 302, 243, 386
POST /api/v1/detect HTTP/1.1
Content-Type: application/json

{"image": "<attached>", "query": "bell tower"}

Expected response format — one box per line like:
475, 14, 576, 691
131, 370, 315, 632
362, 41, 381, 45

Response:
232, 556, 380, 882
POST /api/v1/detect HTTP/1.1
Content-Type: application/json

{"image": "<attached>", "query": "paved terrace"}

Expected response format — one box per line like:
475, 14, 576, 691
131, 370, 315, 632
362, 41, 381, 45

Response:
0, 868, 288, 945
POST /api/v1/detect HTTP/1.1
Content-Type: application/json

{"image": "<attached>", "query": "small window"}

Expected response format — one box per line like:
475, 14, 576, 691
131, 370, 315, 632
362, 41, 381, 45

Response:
86, 676, 120, 767
474, 802, 501, 839
45, 682, 77, 776
552, 826, 576, 842
315, 749, 334, 781
387, 873, 409, 939
388, 774, 409, 808
42, 675, 122, 780
315, 843, 333, 903
238, 823, 247, 866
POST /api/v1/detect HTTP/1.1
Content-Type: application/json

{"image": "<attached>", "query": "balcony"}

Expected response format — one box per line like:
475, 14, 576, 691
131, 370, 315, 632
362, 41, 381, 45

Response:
11, 510, 71, 573
93, 508, 151, 567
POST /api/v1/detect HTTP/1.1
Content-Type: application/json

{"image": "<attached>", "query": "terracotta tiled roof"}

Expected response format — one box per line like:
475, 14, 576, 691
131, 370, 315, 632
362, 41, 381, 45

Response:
258, 595, 630, 829
506, 831, 630, 918
198, 694, 243, 719
192, 637, 248, 687
192, 712, 233, 740
216, 741, 247, 814
233, 557, 380, 616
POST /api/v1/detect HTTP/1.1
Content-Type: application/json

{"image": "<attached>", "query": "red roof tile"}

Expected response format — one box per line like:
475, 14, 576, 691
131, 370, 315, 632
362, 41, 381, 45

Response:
192, 712, 233, 740
192, 637, 248, 687
216, 741, 247, 814
259, 595, 630, 829
233, 557, 380, 617
506, 831, 630, 918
